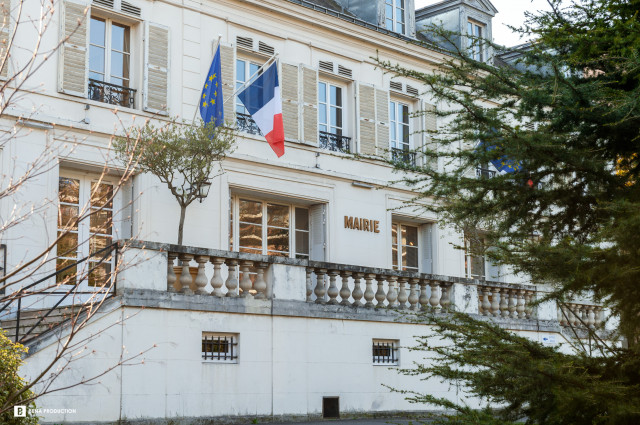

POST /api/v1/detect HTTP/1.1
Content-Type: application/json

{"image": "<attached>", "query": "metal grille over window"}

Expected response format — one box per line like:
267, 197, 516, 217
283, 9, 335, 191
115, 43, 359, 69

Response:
372, 340, 398, 365
202, 334, 238, 362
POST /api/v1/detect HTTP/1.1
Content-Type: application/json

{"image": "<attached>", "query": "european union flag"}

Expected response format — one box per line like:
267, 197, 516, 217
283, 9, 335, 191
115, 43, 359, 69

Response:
199, 45, 223, 126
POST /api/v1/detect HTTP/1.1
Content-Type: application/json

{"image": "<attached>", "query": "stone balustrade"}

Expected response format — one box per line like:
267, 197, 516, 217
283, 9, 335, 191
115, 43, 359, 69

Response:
477, 285, 536, 320
557, 302, 604, 328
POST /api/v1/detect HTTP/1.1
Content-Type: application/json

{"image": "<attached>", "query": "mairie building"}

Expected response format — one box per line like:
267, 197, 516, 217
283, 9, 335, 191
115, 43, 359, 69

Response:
0, 0, 611, 423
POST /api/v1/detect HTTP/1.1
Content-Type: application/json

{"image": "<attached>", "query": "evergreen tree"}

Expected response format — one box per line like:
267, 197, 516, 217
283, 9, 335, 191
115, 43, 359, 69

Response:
380, 0, 640, 423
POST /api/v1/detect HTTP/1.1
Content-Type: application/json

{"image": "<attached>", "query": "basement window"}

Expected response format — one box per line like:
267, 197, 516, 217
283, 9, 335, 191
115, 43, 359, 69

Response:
372, 339, 399, 365
202, 333, 238, 363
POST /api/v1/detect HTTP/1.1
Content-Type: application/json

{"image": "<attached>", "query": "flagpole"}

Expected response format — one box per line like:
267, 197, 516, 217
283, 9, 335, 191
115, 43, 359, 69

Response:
222, 52, 279, 105
193, 34, 223, 124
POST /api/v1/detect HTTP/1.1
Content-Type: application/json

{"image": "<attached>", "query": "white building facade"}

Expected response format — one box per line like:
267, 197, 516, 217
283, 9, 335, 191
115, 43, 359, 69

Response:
0, 0, 608, 423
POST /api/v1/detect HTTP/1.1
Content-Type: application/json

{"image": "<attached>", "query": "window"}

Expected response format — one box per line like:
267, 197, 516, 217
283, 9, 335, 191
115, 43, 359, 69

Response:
464, 233, 486, 279
391, 223, 418, 272
318, 81, 350, 153
57, 175, 116, 288
236, 59, 262, 135
467, 21, 484, 61
390, 100, 414, 164
88, 17, 135, 108
230, 197, 309, 259
202, 333, 238, 363
385, 0, 406, 34
372, 339, 399, 365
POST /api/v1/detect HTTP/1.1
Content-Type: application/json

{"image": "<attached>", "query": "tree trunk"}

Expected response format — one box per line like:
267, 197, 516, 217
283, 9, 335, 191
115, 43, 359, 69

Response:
177, 204, 187, 245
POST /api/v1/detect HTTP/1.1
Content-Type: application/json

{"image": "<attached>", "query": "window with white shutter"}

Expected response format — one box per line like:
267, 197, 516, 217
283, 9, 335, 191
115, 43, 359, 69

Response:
143, 22, 169, 114
281, 62, 300, 141
301, 65, 318, 145
358, 83, 376, 155
58, 0, 89, 97
309, 203, 326, 261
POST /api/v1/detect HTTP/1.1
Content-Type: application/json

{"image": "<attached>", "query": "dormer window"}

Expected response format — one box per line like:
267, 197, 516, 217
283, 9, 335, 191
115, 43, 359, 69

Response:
467, 20, 484, 61
385, 0, 406, 34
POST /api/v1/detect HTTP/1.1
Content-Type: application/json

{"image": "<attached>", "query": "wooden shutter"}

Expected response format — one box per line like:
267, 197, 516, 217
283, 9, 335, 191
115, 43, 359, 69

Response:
309, 203, 326, 261
220, 43, 235, 126
359, 83, 376, 155
58, 0, 89, 96
143, 23, 169, 114
301, 65, 317, 145
0, 0, 11, 79
375, 88, 390, 157
421, 101, 438, 169
281, 62, 299, 141
420, 223, 434, 274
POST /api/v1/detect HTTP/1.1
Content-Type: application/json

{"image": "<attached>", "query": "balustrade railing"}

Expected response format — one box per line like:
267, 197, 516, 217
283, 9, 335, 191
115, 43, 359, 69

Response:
478, 285, 536, 320
88, 79, 136, 108
319, 131, 351, 153
476, 167, 497, 179
236, 113, 262, 136
391, 148, 416, 166
558, 302, 604, 328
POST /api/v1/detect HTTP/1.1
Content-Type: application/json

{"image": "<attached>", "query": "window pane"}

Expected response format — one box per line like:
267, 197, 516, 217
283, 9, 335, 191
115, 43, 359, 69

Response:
402, 124, 410, 145
318, 82, 326, 103
89, 45, 105, 74
58, 205, 79, 230
56, 259, 77, 285
90, 17, 106, 46
404, 246, 418, 270
330, 106, 338, 128
236, 59, 246, 81
90, 209, 112, 234
386, 18, 393, 31
111, 23, 130, 53
239, 223, 262, 250
390, 102, 396, 121
249, 63, 260, 76
295, 208, 309, 231
295, 231, 309, 255
88, 262, 111, 287
267, 227, 289, 254
391, 223, 398, 245
111, 52, 130, 82
319, 104, 327, 126
405, 225, 418, 246
59, 178, 80, 204
392, 246, 398, 269
401, 104, 409, 124
239, 199, 262, 224
91, 182, 113, 208
468, 22, 473, 35
331, 86, 342, 107
90, 235, 112, 255
57, 231, 78, 258
267, 204, 289, 227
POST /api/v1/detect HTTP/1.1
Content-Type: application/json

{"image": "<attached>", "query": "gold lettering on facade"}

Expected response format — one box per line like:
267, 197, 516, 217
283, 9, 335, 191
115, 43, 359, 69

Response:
343, 216, 380, 233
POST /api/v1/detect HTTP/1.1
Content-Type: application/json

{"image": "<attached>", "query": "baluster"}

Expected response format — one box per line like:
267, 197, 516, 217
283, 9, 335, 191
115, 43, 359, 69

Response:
558, 305, 567, 326
509, 289, 518, 318
306, 268, 313, 302
253, 262, 268, 299
327, 270, 340, 305
239, 261, 254, 298
408, 278, 419, 310
363, 273, 375, 308
419, 279, 429, 310
397, 277, 408, 309
179, 254, 194, 295
440, 283, 451, 310
352, 273, 364, 307
517, 289, 526, 319
490, 287, 500, 317
375, 275, 387, 307
595, 307, 604, 328
339, 271, 352, 306
481, 287, 491, 316
587, 306, 595, 328
500, 289, 510, 318
429, 280, 441, 309
314, 269, 327, 304
569, 305, 579, 327
194, 255, 209, 295
386, 276, 398, 308
525, 291, 534, 319
581, 306, 589, 327
167, 252, 178, 293
209, 257, 225, 297
225, 259, 239, 297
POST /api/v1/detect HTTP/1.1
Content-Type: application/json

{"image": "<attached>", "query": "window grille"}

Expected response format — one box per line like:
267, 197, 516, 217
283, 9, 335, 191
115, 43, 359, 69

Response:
372, 340, 399, 365
202, 334, 238, 362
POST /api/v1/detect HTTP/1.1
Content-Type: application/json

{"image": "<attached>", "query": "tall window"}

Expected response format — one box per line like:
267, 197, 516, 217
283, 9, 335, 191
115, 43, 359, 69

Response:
467, 21, 484, 61
89, 17, 130, 87
236, 59, 262, 134
390, 101, 410, 151
57, 175, 115, 287
385, 0, 406, 34
464, 234, 485, 279
318, 82, 343, 136
391, 223, 418, 272
230, 197, 309, 259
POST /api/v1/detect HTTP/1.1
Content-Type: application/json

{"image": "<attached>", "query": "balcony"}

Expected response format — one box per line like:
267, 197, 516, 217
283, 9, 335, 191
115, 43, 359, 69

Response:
236, 113, 262, 136
476, 167, 497, 178
391, 148, 416, 166
88, 79, 136, 109
319, 131, 351, 153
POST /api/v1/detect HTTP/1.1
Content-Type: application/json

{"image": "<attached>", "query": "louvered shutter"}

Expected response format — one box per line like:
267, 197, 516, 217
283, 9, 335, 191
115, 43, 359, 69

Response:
143, 23, 169, 114
421, 101, 438, 169
309, 203, 326, 261
358, 83, 376, 155
281, 62, 299, 141
0, 0, 11, 79
420, 223, 434, 274
220, 43, 235, 126
375, 88, 390, 157
58, 0, 89, 96
301, 65, 317, 145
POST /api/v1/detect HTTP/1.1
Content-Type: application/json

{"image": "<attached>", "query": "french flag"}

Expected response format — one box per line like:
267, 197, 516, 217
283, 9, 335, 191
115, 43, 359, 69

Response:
237, 61, 285, 157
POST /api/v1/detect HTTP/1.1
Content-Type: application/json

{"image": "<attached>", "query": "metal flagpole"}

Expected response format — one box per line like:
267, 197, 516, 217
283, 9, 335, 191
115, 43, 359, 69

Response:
222, 52, 279, 105
193, 34, 223, 124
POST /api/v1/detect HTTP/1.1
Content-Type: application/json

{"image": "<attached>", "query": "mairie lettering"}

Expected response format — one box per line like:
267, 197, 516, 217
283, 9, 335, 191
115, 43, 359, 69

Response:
344, 216, 380, 233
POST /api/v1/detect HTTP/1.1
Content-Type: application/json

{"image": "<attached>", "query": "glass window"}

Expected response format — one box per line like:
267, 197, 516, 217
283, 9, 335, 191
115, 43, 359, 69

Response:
465, 234, 486, 279
318, 82, 343, 136
89, 17, 130, 87
385, 0, 405, 34
372, 339, 399, 365
467, 21, 484, 61
390, 101, 410, 151
236, 59, 261, 115
391, 223, 418, 272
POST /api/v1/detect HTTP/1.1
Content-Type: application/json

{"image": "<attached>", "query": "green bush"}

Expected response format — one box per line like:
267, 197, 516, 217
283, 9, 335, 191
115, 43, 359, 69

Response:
0, 330, 38, 424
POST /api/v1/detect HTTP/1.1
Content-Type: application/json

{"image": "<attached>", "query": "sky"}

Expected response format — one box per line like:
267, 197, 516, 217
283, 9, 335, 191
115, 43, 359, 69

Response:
415, 0, 552, 46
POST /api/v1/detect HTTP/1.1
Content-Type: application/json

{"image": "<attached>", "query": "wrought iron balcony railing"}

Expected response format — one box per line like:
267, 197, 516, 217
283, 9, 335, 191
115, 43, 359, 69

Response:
476, 167, 497, 179
319, 131, 351, 153
88, 79, 136, 109
236, 113, 262, 136
391, 148, 416, 166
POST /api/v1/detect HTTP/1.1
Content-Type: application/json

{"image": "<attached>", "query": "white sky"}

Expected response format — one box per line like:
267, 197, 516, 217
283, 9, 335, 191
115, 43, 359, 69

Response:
415, 0, 552, 46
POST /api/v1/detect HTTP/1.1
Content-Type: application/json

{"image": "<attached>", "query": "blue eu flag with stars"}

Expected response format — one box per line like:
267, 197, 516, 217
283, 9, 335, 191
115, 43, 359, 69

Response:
199, 45, 223, 126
